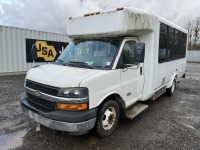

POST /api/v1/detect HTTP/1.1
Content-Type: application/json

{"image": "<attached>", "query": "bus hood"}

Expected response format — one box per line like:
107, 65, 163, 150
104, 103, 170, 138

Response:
26, 64, 103, 88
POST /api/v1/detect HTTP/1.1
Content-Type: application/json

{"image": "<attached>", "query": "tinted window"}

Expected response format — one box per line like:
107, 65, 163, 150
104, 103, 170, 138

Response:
168, 27, 174, 61
159, 34, 167, 63
174, 30, 179, 59
159, 24, 168, 63
160, 24, 168, 34
179, 33, 187, 58
158, 23, 187, 63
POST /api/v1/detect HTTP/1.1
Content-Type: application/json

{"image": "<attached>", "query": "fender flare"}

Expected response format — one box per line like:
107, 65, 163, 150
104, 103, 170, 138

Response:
97, 91, 123, 107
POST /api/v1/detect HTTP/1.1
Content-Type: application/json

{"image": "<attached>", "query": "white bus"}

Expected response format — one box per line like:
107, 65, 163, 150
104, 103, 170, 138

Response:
20, 7, 187, 137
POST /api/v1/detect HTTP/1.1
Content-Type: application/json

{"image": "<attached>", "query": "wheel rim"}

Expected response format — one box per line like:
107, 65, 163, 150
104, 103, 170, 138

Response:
172, 81, 175, 93
102, 107, 116, 130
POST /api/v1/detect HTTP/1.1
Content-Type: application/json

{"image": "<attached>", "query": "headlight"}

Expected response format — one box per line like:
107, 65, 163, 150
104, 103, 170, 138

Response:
58, 87, 89, 98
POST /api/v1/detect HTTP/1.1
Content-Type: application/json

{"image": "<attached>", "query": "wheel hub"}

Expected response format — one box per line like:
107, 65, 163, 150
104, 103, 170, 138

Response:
102, 107, 116, 130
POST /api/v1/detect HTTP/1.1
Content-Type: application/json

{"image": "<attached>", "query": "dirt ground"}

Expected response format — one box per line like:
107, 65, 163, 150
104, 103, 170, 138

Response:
0, 62, 200, 150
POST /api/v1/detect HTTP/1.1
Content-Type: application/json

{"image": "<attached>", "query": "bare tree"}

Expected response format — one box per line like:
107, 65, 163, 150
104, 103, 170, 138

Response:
193, 17, 200, 48
186, 20, 193, 47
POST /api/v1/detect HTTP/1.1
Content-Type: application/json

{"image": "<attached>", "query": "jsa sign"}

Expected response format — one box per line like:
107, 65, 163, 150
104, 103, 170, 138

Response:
26, 38, 68, 62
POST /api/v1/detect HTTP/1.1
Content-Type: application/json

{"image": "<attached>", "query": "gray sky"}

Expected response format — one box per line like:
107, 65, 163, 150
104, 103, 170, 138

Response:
0, 0, 200, 34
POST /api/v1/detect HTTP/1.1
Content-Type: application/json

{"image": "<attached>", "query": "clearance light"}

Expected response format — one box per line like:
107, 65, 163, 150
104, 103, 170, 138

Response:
84, 12, 100, 17
84, 13, 90, 17
116, 7, 124, 11
57, 103, 88, 111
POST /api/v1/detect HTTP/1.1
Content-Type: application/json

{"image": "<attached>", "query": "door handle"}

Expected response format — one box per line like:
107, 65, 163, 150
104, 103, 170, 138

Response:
140, 66, 142, 75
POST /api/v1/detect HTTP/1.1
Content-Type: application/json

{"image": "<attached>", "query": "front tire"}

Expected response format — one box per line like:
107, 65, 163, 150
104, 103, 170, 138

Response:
167, 79, 176, 96
95, 100, 119, 137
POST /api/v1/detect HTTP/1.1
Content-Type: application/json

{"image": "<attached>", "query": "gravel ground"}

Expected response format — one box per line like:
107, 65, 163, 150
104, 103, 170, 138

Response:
0, 62, 200, 150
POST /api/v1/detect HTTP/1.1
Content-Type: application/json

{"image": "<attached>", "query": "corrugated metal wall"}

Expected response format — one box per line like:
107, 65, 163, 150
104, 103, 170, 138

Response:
0, 25, 69, 73
187, 50, 200, 62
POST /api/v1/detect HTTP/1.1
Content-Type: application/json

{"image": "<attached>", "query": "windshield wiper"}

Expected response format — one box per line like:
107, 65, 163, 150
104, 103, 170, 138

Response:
56, 59, 68, 66
69, 61, 94, 69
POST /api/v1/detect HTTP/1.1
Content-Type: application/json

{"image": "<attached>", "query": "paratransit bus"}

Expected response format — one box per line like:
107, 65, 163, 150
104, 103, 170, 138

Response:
20, 7, 187, 137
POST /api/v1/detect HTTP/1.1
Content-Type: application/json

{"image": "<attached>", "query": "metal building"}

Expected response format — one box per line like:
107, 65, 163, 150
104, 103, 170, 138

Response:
187, 50, 200, 63
0, 25, 69, 74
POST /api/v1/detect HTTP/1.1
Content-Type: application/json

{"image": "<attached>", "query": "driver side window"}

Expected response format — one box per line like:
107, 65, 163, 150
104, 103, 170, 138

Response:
122, 41, 137, 65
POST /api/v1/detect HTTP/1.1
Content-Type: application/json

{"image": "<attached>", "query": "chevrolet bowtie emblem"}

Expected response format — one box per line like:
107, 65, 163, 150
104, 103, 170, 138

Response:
34, 90, 42, 97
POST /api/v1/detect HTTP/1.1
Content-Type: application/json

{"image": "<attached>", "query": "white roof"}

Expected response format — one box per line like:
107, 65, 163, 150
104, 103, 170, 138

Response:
67, 7, 187, 39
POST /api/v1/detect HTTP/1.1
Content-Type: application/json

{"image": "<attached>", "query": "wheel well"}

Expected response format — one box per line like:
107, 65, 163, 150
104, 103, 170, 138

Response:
98, 94, 126, 119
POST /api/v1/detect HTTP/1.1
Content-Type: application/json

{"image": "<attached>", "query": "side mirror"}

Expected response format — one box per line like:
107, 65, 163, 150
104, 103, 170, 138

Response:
135, 43, 145, 63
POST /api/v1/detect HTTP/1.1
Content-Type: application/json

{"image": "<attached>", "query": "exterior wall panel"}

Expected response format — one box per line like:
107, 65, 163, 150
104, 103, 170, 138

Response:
0, 25, 69, 73
187, 50, 200, 62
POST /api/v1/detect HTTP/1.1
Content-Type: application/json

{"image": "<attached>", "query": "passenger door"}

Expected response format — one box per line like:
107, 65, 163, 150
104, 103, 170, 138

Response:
119, 40, 144, 107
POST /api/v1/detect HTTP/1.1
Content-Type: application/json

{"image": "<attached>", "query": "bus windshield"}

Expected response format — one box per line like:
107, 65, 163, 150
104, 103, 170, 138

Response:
56, 39, 121, 69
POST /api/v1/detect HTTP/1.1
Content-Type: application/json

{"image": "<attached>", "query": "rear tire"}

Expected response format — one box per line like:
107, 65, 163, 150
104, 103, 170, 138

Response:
166, 79, 176, 96
95, 100, 119, 137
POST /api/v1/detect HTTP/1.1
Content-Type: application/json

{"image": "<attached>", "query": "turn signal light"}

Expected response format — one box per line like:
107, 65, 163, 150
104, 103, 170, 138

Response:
57, 103, 88, 110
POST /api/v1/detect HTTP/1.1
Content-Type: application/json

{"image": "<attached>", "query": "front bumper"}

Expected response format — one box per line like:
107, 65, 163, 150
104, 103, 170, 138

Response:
20, 92, 97, 134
